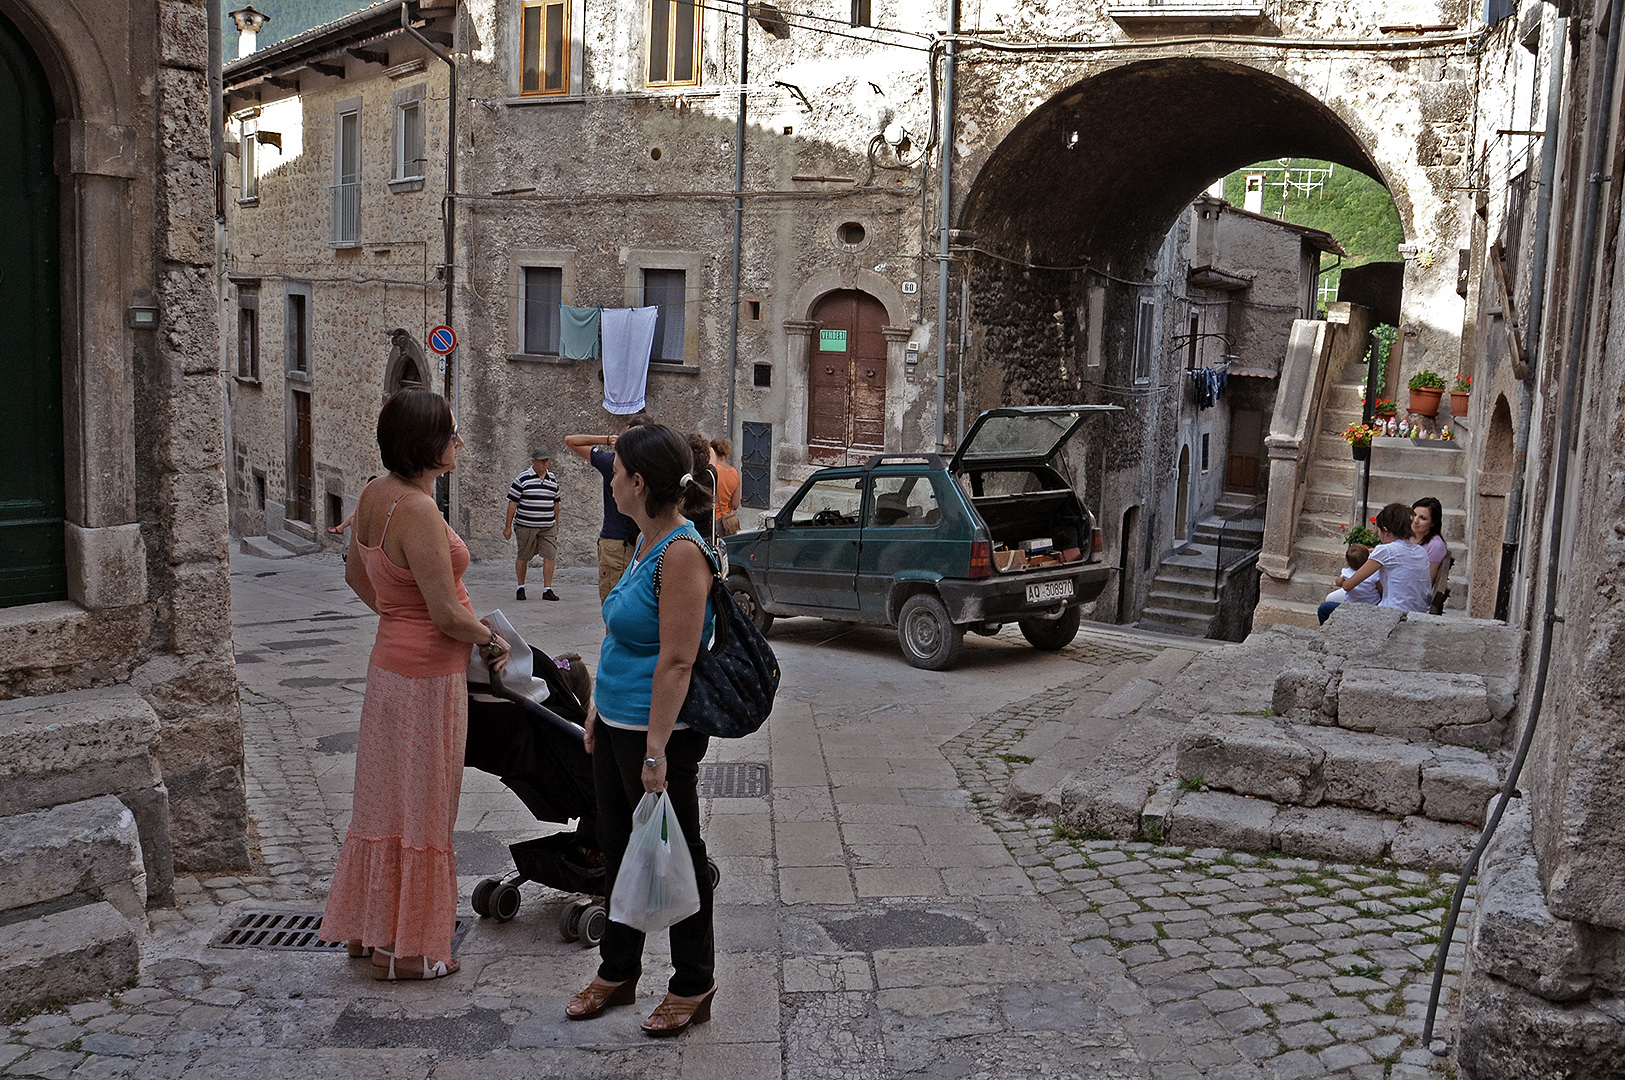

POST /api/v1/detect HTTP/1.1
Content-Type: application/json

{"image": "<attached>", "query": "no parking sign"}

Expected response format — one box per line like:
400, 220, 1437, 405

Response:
429, 325, 457, 354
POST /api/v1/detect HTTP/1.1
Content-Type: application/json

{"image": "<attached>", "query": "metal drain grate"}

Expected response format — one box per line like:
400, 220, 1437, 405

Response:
698, 762, 769, 798
211, 911, 472, 952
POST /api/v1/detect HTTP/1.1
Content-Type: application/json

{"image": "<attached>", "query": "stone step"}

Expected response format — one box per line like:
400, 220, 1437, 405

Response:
239, 535, 299, 559
0, 901, 141, 1020
1314, 438, 1470, 489
1252, 593, 1322, 630
1137, 605, 1213, 635
268, 528, 319, 556
1296, 505, 1467, 544
1133, 614, 1209, 638
0, 796, 148, 923
1143, 590, 1219, 616
1191, 521, 1264, 547
1212, 493, 1264, 517
1174, 714, 1503, 825
1148, 575, 1219, 600
0, 688, 174, 908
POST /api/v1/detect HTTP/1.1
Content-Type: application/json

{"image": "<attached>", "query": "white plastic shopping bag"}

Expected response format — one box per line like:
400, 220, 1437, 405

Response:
609, 791, 701, 933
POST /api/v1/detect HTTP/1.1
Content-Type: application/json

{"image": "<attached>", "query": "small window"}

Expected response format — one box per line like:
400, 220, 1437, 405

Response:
787, 477, 864, 528
753, 362, 772, 387
1201, 431, 1211, 474
253, 470, 267, 510
850, 0, 871, 26
332, 105, 361, 244
394, 100, 424, 180
1186, 315, 1199, 370
520, 0, 571, 94
523, 266, 563, 354
746, 298, 761, 321
326, 492, 344, 530
646, 0, 701, 88
287, 291, 310, 373
643, 268, 687, 363
1085, 286, 1104, 368
837, 221, 866, 246
240, 119, 259, 201
237, 288, 260, 380
1133, 299, 1155, 384
867, 476, 940, 528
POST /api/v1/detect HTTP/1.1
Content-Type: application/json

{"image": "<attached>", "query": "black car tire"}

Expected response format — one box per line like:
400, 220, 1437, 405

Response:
727, 573, 773, 635
1019, 606, 1082, 651
897, 593, 964, 670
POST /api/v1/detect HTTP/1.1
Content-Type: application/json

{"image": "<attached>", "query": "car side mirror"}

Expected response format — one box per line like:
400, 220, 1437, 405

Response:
763, 513, 776, 531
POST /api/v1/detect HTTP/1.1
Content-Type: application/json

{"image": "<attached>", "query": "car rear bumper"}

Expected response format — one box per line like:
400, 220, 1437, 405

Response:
936, 564, 1115, 623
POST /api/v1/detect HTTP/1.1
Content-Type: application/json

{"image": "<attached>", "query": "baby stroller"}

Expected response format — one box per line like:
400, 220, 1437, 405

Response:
464, 619, 609, 945
462, 618, 719, 947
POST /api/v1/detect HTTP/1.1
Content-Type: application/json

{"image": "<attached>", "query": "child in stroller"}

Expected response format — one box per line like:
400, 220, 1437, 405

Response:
465, 638, 611, 944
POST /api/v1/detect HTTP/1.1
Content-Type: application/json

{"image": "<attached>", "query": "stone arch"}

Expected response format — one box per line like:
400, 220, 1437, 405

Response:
1468, 393, 1516, 618
385, 328, 429, 397
781, 267, 912, 462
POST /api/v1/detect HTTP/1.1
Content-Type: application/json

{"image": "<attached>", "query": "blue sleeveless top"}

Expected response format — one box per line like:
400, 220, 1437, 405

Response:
596, 522, 717, 729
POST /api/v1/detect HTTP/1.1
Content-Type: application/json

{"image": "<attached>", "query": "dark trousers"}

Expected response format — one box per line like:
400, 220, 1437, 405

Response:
1317, 600, 1340, 625
593, 723, 714, 996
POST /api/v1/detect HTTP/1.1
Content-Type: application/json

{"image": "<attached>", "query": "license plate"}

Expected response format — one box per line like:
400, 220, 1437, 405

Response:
1026, 579, 1075, 604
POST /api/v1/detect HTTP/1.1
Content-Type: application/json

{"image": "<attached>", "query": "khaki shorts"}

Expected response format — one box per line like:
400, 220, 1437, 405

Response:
515, 524, 558, 563
598, 536, 635, 602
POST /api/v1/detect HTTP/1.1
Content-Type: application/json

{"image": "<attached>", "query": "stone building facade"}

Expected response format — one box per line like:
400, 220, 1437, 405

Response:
0, 0, 246, 870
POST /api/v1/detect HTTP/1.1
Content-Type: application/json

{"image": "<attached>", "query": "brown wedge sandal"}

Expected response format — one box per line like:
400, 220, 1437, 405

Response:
640, 986, 716, 1037
566, 977, 638, 1020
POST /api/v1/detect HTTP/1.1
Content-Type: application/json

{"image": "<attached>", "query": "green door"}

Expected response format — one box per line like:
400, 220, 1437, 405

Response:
765, 473, 864, 611
0, 13, 65, 608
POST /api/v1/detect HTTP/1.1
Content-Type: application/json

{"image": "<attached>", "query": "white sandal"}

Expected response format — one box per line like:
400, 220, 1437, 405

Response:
371, 949, 457, 981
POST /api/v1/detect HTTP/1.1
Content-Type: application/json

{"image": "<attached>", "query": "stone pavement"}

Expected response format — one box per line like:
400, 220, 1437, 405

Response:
0, 552, 1465, 1079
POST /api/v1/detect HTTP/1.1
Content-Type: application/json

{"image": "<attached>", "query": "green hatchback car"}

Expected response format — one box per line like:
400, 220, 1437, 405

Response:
725, 405, 1121, 669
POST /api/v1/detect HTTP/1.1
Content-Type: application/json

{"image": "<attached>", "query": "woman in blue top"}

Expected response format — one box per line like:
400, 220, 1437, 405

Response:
567, 424, 719, 1036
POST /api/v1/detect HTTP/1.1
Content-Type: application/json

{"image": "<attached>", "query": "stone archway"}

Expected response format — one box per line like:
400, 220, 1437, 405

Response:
1175, 445, 1191, 541
385, 328, 428, 397
1468, 394, 1515, 618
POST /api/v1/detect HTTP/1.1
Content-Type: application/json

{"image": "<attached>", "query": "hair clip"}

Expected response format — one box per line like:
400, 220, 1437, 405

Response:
679, 472, 694, 488
555, 657, 571, 670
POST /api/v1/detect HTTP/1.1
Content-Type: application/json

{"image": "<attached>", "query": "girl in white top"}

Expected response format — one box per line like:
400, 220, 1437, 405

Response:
1343, 502, 1434, 612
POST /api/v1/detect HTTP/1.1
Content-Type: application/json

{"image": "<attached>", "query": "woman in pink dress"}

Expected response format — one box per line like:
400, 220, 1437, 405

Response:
319, 389, 509, 980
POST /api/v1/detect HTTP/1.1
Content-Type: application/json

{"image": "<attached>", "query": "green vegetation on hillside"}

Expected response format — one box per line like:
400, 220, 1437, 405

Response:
221, 0, 378, 60
1221, 159, 1404, 269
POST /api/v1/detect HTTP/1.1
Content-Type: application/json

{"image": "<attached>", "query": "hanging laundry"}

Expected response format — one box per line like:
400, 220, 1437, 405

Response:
559, 304, 602, 360
600, 306, 659, 414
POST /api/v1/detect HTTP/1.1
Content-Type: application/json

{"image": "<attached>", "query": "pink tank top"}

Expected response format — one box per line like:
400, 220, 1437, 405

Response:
357, 495, 474, 677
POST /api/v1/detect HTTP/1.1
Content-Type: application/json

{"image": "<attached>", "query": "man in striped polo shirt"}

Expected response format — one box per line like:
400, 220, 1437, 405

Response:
503, 449, 562, 601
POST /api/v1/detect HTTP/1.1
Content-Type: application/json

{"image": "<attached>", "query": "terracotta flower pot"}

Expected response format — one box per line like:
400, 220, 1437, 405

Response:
1408, 387, 1444, 417
1450, 390, 1470, 417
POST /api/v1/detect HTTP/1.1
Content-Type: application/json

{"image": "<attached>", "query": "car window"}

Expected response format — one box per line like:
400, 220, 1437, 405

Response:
974, 470, 1047, 497
867, 475, 940, 528
786, 477, 864, 528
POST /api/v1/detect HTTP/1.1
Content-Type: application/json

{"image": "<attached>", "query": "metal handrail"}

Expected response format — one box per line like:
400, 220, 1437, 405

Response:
1213, 497, 1268, 594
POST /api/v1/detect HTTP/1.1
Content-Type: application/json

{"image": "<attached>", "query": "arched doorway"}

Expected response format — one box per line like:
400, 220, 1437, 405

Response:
807, 289, 887, 462
1471, 394, 1515, 619
385, 328, 427, 396
0, 12, 64, 607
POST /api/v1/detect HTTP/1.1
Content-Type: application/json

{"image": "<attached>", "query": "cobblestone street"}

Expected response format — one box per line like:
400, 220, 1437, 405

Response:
2, 553, 1466, 1079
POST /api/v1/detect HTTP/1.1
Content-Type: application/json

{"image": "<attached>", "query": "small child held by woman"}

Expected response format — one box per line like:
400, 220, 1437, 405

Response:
1325, 543, 1382, 606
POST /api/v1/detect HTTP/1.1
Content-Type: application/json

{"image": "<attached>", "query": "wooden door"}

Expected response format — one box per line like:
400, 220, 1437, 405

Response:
292, 390, 313, 524
1225, 409, 1264, 495
0, 15, 65, 607
808, 290, 887, 462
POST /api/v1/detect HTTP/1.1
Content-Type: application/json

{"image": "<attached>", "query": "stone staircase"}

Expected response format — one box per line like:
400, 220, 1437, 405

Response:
0, 687, 176, 1017
240, 518, 320, 559
1015, 603, 1519, 869
1258, 345, 1470, 627
1138, 495, 1266, 636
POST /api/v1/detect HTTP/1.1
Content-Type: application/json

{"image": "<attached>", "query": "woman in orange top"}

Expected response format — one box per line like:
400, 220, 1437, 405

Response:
319, 389, 509, 980
709, 437, 741, 532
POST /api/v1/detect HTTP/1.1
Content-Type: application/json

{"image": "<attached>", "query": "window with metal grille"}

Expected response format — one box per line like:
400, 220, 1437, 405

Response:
523, 266, 563, 355
643, 268, 686, 363
332, 105, 360, 244
646, 0, 701, 87
395, 99, 424, 180
1132, 299, 1155, 384
521, 0, 571, 94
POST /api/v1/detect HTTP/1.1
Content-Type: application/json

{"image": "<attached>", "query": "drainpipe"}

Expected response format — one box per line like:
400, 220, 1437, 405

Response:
211, 0, 230, 526
934, 0, 958, 451
725, 0, 748, 444
1494, 16, 1568, 620
402, 1, 459, 523
1423, 0, 1622, 1045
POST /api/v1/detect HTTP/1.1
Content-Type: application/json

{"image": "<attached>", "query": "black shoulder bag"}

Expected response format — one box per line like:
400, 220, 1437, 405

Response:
654, 535, 780, 738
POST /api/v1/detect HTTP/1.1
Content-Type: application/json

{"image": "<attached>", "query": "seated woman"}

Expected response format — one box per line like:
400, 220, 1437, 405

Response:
1317, 502, 1433, 624
1411, 497, 1449, 588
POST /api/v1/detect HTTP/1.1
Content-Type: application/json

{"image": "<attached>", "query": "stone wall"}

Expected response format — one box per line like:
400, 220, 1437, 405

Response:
0, 0, 247, 871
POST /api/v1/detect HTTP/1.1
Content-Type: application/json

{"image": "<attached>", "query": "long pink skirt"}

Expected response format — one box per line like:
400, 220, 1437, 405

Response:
319, 663, 467, 963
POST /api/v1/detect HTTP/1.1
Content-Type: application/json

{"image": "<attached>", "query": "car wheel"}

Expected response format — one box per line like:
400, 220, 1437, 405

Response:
1019, 606, 1082, 651
897, 593, 964, 670
727, 574, 773, 635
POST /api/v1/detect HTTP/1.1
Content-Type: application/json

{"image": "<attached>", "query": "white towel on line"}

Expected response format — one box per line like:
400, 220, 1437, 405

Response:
601, 306, 658, 414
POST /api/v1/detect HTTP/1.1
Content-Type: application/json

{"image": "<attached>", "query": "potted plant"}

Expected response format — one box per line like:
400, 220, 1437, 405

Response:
1371, 397, 1398, 419
1407, 369, 1447, 417
1342, 422, 1380, 461
1450, 374, 1472, 417
1340, 522, 1380, 547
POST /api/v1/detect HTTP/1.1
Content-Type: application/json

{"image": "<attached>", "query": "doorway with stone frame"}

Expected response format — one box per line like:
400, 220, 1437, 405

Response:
807, 289, 887, 465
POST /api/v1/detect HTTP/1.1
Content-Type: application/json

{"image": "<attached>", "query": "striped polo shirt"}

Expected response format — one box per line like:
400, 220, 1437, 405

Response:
507, 468, 559, 528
